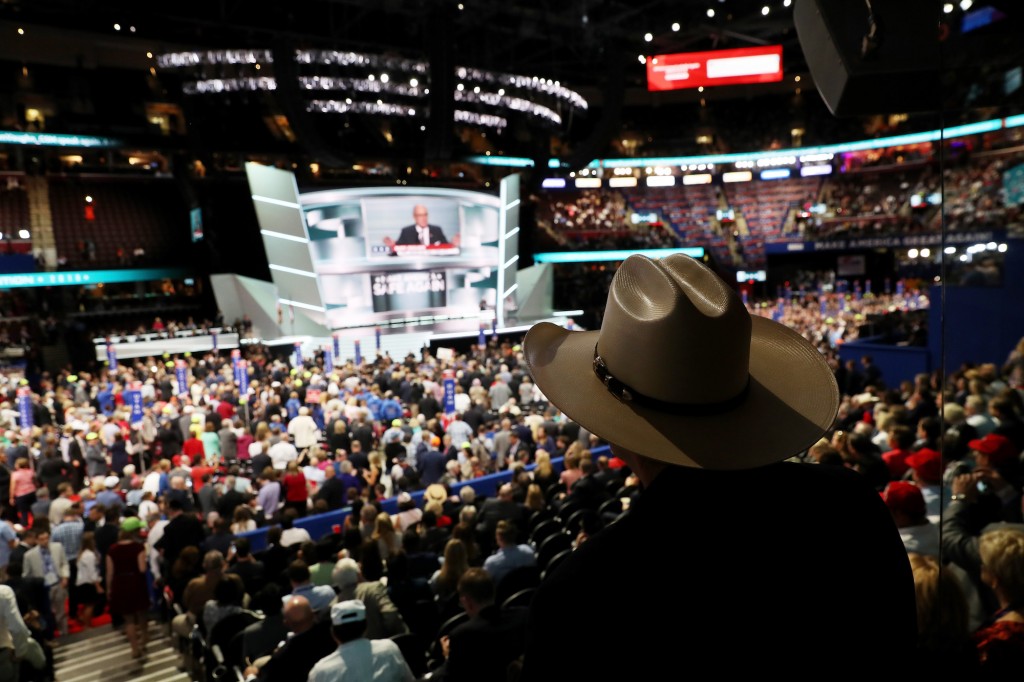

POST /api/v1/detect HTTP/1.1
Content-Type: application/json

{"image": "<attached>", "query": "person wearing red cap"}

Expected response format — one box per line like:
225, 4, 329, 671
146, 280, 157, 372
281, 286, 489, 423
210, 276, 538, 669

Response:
883, 481, 937, 556
882, 425, 917, 480
905, 447, 944, 522
968, 433, 1024, 500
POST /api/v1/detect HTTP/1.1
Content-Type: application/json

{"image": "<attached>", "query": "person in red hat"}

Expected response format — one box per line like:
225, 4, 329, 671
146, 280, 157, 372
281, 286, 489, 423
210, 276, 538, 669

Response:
968, 433, 1024, 497
883, 481, 937, 556
905, 447, 944, 522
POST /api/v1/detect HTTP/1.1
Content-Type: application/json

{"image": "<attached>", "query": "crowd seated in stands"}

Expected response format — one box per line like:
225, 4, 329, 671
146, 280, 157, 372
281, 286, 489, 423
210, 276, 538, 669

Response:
1, 267, 1022, 679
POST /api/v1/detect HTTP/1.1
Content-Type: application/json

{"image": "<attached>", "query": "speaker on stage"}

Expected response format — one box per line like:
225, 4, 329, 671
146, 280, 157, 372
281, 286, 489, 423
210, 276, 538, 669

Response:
794, 0, 940, 116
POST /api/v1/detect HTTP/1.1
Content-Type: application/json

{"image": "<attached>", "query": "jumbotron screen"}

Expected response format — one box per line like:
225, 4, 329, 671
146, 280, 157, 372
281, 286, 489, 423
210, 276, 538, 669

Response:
299, 187, 502, 329
647, 45, 784, 91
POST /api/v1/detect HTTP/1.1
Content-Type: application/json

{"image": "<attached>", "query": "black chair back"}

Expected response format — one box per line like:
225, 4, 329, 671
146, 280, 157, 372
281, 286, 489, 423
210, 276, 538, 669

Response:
541, 548, 573, 581
537, 532, 573, 571
564, 508, 603, 537
500, 587, 537, 611
494, 564, 542, 607
390, 631, 429, 678
529, 519, 563, 547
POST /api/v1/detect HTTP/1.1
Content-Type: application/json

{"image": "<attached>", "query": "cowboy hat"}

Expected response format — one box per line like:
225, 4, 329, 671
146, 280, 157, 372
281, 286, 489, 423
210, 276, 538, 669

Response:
523, 254, 838, 469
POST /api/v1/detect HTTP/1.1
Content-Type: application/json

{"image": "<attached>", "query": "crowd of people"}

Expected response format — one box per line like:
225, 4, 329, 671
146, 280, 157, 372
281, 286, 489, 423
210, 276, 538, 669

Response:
0, 333, 626, 680
0, 272, 1021, 678
0, 307, 1015, 675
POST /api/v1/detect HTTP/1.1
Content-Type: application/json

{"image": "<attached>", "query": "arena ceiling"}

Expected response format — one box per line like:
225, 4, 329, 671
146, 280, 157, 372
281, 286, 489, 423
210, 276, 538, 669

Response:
0, 0, 809, 98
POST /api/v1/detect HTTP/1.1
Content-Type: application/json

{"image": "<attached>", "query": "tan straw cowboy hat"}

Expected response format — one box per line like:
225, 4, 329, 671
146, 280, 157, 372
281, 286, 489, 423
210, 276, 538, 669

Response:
524, 254, 838, 469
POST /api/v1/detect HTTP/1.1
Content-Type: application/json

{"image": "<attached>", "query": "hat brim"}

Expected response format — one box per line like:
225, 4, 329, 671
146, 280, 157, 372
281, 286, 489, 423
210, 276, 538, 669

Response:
524, 317, 839, 470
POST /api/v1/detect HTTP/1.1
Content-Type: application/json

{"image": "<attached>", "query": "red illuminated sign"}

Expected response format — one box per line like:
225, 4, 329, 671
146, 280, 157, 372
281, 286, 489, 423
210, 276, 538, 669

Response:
647, 45, 784, 91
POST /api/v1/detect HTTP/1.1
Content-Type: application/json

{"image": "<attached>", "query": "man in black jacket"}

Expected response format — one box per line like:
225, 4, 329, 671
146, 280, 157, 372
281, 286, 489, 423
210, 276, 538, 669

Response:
154, 498, 205, 577
430, 568, 526, 682
518, 254, 917, 679
313, 467, 347, 511
242, 595, 335, 682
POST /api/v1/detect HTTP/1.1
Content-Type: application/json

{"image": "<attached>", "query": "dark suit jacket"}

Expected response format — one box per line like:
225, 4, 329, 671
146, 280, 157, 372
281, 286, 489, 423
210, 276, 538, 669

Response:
313, 476, 347, 511
155, 512, 206, 572
257, 617, 335, 682
474, 499, 526, 552
436, 604, 527, 682
417, 449, 447, 486
250, 453, 272, 477
395, 224, 449, 246
520, 462, 918, 679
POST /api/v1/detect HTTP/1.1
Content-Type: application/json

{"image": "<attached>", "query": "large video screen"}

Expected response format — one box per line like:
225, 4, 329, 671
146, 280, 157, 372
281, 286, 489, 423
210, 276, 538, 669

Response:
299, 187, 501, 329
646, 45, 783, 92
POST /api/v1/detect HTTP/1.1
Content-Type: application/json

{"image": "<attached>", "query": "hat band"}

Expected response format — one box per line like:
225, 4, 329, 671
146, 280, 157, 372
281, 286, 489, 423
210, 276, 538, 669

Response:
593, 344, 750, 415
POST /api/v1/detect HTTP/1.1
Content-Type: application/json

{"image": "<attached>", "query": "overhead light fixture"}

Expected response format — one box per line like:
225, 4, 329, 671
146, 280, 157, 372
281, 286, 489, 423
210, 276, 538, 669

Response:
644, 33, 653, 42
672, 22, 681, 31
707, 9, 715, 18
762, 6, 770, 16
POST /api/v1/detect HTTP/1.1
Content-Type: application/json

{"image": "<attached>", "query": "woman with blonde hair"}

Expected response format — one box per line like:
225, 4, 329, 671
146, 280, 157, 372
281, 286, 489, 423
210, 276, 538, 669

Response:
559, 450, 583, 491
524, 483, 546, 514
249, 421, 270, 459
907, 552, 978, 673
373, 511, 402, 561
9, 456, 37, 526
282, 459, 308, 517
201, 420, 221, 464
972, 528, 1024, 671
328, 418, 351, 456
365, 450, 384, 494
531, 451, 559, 493
429, 538, 470, 606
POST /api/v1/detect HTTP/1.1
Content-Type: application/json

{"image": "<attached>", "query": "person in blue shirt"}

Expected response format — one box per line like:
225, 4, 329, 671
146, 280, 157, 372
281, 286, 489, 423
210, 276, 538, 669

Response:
379, 392, 403, 423
285, 391, 302, 421
482, 520, 536, 589
96, 383, 115, 417
365, 392, 383, 423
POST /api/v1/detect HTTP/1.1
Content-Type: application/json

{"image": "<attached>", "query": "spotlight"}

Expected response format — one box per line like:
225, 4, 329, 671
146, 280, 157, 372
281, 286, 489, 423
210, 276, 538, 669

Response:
919, 248, 930, 258
644, 32, 653, 42
672, 22, 681, 31
707, 9, 715, 18
960, 0, 972, 9
907, 248, 919, 258
761, 6, 769, 16
18, 229, 29, 239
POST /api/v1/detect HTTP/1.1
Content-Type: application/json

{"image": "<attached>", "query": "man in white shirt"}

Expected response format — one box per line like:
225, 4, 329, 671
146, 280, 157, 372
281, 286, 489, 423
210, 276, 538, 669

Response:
1, 584, 45, 680
287, 406, 321, 451
269, 432, 299, 471
307, 599, 415, 682
146, 513, 170, 582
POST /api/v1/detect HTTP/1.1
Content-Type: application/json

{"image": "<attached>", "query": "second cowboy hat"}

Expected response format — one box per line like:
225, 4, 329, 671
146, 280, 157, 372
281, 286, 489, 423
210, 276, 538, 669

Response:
524, 254, 839, 469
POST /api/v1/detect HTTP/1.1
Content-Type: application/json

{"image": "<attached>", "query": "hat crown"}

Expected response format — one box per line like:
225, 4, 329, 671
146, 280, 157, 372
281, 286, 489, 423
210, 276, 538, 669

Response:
597, 254, 750, 404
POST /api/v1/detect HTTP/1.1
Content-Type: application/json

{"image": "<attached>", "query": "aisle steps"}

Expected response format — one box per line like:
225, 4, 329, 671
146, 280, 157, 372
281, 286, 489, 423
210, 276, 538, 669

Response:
52, 620, 191, 682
